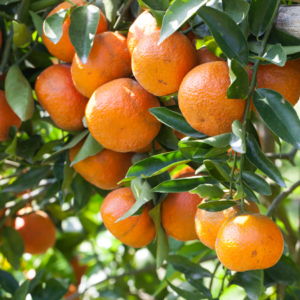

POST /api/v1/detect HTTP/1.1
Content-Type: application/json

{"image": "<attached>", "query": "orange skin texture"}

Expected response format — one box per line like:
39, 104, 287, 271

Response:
195, 200, 260, 250
132, 30, 198, 97
100, 187, 156, 248
71, 32, 132, 98
69, 140, 134, 190
0, 90, 21, 142
35, 64, 88, 131
179, 61, 246, 137
42, 0, 108, 63
14, 210, 56, 255
70, 257, 88, 285
64, 284, 79, 300
85, 78, 161, 153
216, 212, 284, 272
197, 47, 224, 65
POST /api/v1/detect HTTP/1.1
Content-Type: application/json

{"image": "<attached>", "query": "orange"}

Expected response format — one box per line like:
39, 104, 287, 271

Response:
100, 187, 156, 248
135, 140, 162, 153
197, 47, 224, 65
195, 199, 260, 250
71, 32, 131, 98
132, 30, 198, 96
216, 212, 284, 272
70, 256, 87, 285
69, 139, 134, 190
179, 61, 246, 137
171, 166, 195, 179
0, 90, 21, 142
64, 284, 79, 300
35, 64, 88, 131
85, 78, 161, 153
42, 0, 108, 63
14, 209, 56, 255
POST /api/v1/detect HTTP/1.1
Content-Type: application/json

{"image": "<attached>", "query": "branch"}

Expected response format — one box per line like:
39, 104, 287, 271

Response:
113, 0, 134, 29
267, 180, 300, 217
265, 148, 298, 166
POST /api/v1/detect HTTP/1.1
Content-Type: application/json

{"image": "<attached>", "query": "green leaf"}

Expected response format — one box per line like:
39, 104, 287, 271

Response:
203, 146, 230, 159
180, 146, 206, 163
251, 44, 286, 66
204, 160, 232, 182
103, 0, 119, 24
265, 255, 300, 286
186, 277, 212, 298
149, 203, 169, 268
242, 171, 271, 196
13, 280, 29, 300
269, 26, 300, 47
230, 120, 246, 154
12, 21, 31, 47
248, 0, 278, 37
43, 9, 69, 44
28, 270, 45, 293
29, 11, 43, 37
31, 278, 69, 299
116, 178, 154, 222
253, 88, 300, 150
227, 58, 249, 100
231, 270, 266, 300
181, 133, 231, 148
5, 126, 18, 156
152, 176, 217, 193
16, 135, 42, 164
156, 124, 179, 151
233, 183, 243, 200
223, 0, 249, 24
125, 151, 190, 179
5, 65, 34, 121
61, 155, 75, 201
71, 174, 94, 211
249, 43, 300, 56
204, 36, 225, 59
0, 270, 18, 294
159, 0, 207, 44
149, 107, 207, 138
139, 0, 169, 11
71, 133, 103, 166
190, 184, 224, 199
0, 0, 19, 4
197, 200, 237, 212
245, 134, 285, 188
167, 281, 209, 300
198, 6, 248, 66
34, 140, 63, 162
69, 5, 100, 64
2, 166, 51, 193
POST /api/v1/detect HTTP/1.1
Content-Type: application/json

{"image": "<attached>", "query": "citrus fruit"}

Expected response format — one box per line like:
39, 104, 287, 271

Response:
69, 139, 134, 190
71, 32, 131, 98
171, 166, 195, 179
14, 209, 56, 255
132, 30, 198, 96
0, 90, 21, 142
179, 61, 246, 136
195, 199, 260, 250
42, 0, 108, 63
216, 212, 284, 271
35, 64, 88, 131
70, 256, 87, 285
85, 78, 161, 153
197, 47, 224, 65
100, 187, 156, 248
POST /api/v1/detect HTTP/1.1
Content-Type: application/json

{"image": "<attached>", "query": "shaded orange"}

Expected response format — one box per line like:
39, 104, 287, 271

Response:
100, 187, 156, 248
195, 200, 260, 250
216, 212, 284, 272
0, 90, 21, 142
14, 209, 56, 255
171, 166, 195, 179
64, 284, 79, 300
69, 139, 134, 190
85, 78, 161, 153
179, 61, 246, 137
197, 47, 224, 65
132, 30, 198, 96
71, 32, 131, 98
42, 0, 108, 63
70, 256, 88, 285
35, 64, 88, 131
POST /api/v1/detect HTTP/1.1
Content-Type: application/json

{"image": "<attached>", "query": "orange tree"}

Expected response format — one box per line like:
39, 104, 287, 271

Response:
0, 0, 300, 299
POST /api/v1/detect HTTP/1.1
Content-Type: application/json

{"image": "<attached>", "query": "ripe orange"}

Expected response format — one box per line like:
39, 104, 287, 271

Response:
197, 47, 224, 65
179, 61, 246, 137
70, 256, 87, 285
14, 209, 56, 255
64, 284, 79, 300
35, 64, 88, 131
132, 30, 198, 96
69, 139, 134, 190
42, 0, 108, 63
85, 78, 161, 153
100, 187, 156, 248
171, 166, 195, 179
216, 212, 284, 271
71, 32, 131, 98
0, 90, 21, 142
195, 199, 260, 250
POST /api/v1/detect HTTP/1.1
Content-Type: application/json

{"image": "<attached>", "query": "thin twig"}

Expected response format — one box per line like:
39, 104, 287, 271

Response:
265, 148, 298, 166
267, 180, 300, 217
181, 21, 204, 35
0, 11, 14, 21
209, 261, 221, 290
113, 0, 134, 29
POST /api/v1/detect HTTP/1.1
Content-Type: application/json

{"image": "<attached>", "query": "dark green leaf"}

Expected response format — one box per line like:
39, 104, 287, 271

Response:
0, 0, 19, 4
62, 155, 75, 201
149, 107, 207, 138
156, 124, 179, 151
198, 6, 248, 66
197, 200, 237, 212
34, 140, 63, 162
139, 0, 169, 11
167, 281, 209, 300
5, 65, 34, 121
223, 0, 249, 24
251, 44, 286, 66
190, 184, 224, 199
230, 120, 246, 154
269, 26, 300, 46
180, 146, 205, 163
186, 277, 212, 298
242, 181, 259, 203
203, 146, 230, 159
245, 134, 285, 187
103, 0, 119, 24
13, 280, 29, 300
28, 270, 45, 293
5, 126, 18, 156
181, 133, 231, 148
0, 270, 18, 294
16, 135, 42, 163
204, 160, 232, 182
242, 171, 271, 196
69, 5, 100, 64
29, 11, 43, 37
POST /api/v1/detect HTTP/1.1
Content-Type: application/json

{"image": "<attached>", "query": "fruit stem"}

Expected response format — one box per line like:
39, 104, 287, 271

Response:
113, 0, 134, 30
181, 21, 204, 35
229, 152, 237, 199
239, 154, 245, 211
